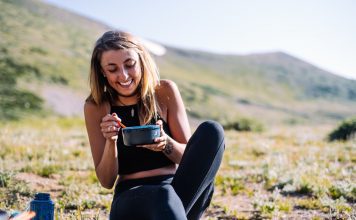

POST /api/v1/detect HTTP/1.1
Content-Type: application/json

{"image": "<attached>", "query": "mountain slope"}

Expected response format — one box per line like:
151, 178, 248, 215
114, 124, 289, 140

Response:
156, 47, 356, 123
1, 0, 355, 124
0, 0, 109, 119
0, 0, 109, 88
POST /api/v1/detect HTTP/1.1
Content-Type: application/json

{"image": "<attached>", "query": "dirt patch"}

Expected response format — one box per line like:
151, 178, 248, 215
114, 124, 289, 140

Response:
41, 85, 87, 117
15, 173, 64, 197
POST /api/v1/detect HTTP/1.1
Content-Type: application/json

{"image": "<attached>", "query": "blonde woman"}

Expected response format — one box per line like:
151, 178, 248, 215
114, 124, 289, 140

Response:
84, 31, 225, 220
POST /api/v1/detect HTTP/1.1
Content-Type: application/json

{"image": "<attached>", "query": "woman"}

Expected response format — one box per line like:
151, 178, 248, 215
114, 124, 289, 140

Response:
84, 30, 225, 220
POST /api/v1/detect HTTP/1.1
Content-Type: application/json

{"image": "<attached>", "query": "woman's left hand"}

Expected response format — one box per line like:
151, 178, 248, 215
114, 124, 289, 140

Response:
10, 211, 36, 220
139, 120, 168, 152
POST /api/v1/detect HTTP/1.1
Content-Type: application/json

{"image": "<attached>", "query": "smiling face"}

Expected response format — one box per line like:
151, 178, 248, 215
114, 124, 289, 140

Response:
101, 49, 142, 104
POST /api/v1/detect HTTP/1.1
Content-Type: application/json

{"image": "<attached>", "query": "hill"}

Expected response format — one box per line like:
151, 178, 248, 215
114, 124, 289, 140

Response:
0, 0, 109, 119
1, 0, 355, 125
156, 48, 356, 124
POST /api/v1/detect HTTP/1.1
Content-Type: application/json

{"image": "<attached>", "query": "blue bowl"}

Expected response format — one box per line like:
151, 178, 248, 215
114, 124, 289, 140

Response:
122, 125, 160, 146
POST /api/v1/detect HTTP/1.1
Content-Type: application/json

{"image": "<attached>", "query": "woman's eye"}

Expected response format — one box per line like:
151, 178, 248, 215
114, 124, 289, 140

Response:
125, 61, 136, 68
108, 68, 117, 73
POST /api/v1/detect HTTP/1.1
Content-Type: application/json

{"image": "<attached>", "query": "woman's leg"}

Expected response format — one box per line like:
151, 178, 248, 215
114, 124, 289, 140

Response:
171, 120, 225, 220
186, 182, 214, 220
110, 184, 186, 220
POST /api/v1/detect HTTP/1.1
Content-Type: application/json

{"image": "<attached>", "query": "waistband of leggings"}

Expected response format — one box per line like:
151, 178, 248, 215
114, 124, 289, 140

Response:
114, 174, 174, 195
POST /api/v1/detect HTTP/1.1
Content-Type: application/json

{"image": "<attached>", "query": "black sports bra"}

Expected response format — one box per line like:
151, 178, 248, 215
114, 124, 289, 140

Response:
111, 104, 174, 175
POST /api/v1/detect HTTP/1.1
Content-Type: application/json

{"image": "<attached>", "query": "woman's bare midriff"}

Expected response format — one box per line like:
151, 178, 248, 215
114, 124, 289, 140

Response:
117, 164, 177, 182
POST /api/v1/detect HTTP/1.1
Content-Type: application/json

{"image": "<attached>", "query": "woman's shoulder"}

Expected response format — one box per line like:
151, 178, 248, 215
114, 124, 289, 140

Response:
84, 100, 110, 119
155, 79, 183, 113
156, 79, 179, 96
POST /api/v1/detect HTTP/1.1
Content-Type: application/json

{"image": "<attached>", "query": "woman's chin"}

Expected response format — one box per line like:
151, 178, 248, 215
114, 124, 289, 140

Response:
116, 88, 139, 98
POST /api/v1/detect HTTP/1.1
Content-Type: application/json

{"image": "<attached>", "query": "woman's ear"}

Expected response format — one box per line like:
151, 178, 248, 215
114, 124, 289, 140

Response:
100, 67, 106, 78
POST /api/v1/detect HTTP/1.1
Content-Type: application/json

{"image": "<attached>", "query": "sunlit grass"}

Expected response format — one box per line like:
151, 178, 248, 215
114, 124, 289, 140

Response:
0, 118, 355, 219
0, 117, 111, 218
213, 126, 355, 219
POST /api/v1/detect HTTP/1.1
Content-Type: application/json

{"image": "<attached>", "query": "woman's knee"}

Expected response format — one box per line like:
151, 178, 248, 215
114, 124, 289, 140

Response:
199, 121, 224, 136
196, 120, 225, 149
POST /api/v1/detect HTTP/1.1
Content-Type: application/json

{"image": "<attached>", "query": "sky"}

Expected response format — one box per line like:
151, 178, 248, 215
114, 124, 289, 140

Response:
45, 0, 356, 80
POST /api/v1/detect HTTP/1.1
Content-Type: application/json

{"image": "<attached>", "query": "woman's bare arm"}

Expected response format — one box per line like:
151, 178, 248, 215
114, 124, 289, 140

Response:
84, 102, 119, 188
156, 80, 191, 164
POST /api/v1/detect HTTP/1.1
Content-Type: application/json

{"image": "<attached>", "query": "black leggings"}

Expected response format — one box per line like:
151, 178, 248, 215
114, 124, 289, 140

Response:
110, 121, 225, 220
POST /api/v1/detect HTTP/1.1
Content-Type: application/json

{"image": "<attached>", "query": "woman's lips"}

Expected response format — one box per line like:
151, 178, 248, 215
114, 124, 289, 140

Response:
119, 79, 133, 88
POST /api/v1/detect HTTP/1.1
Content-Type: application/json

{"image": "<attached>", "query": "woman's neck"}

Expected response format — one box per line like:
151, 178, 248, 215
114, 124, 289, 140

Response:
116, 96, 139, 106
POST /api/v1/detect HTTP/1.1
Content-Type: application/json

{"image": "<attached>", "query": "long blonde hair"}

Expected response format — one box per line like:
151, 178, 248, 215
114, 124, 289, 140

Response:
87, 31, 160, 124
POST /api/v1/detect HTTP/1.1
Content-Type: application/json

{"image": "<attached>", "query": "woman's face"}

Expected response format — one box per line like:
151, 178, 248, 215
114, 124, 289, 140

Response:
101, 49, 142, 100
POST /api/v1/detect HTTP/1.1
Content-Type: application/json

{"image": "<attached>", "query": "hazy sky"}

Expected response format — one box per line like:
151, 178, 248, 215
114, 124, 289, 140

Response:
45, 0, 356, 80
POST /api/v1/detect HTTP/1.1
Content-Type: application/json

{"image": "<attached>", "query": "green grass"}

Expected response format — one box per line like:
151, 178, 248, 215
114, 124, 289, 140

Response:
1, 118, 355, 219
0, 117, 111, 217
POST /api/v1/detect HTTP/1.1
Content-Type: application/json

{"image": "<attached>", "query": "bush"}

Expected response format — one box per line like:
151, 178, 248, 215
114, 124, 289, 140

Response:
0, 88, 43, 120
328, 117, 356, 141
0, 172, 12, 188
223, 118, 264, 132
0, 56, 43, 120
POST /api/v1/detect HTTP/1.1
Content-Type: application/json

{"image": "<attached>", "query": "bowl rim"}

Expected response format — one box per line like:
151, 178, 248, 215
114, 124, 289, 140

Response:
122, 124, 160, 131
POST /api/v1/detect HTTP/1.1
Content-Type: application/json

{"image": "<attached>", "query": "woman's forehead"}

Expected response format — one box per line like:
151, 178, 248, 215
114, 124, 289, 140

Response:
101, 49, 139, 64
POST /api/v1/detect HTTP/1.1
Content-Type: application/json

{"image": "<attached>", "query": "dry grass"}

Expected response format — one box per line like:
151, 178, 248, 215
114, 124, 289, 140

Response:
0, 117, 355, 219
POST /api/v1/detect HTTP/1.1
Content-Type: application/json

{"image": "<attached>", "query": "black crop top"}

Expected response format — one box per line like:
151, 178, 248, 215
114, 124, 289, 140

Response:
111, 104, 174, 175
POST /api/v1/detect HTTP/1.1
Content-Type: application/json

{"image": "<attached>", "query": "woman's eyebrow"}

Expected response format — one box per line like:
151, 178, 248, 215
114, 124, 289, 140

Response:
103, 58, 135, 67
104, 63, 116, 67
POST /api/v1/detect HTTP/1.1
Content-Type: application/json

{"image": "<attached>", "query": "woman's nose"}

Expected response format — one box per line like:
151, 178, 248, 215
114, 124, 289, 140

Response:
117, 68, 129, 80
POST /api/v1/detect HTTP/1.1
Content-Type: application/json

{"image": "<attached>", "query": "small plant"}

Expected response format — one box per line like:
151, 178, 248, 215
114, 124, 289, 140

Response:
328, 181, 356, 202
223, 118, 264, 132
277, 200, 292, 213
295, 198, 324, 211
0, 172, 12, 188
297, 182, 314, 196
81, 200, 96, 209
215, 175, 245, 196
39, 164, 61, 178
328, 117, 356, 141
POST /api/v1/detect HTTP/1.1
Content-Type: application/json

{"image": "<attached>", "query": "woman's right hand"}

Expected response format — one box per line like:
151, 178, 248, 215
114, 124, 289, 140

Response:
100, 113, 121, 141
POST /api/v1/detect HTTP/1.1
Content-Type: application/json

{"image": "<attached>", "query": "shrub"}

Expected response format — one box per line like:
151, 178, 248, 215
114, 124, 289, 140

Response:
0, 172, 12, 188
0, 56, 44, 120
0, 88, 43, 120
328, 117, 356, 141
295, 199, 324, 210
223, 118, 264, 132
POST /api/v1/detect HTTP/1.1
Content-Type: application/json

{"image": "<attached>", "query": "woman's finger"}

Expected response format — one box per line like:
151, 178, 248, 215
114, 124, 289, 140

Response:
101, 126, 118, 133
101, 114, 113, 122
103, 132, 118, 140
154, 136, 166, 143
100, 114, 121, 139
100, 121, 119, 129
139, 141, 166, 151
102, 114, 121, 124
112, 113, 122, 122
12, 211, 36, 220
100, 114, 122, 139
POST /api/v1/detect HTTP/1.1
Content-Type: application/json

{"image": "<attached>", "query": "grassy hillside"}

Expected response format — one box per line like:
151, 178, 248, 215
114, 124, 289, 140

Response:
0, 0, 109, 119
156, 48, 356, 125
0, 0, 109, 87
1, 0, 355, 125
